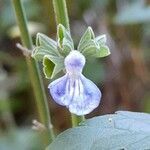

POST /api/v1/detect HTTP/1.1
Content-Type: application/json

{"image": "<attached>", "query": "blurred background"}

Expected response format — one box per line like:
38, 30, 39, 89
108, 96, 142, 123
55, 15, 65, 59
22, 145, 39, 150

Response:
0, 0, 150, 149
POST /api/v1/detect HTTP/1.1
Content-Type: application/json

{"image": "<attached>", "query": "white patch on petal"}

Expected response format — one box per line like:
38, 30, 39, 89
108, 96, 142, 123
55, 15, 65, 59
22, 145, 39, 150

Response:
65, 50, 85, 75
68, 75, 101, 115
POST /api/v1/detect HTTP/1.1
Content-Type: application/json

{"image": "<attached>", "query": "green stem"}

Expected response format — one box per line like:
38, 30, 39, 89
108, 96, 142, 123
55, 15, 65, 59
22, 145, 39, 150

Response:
52, 0, 70, 31
52, 0, 85, 127
12, 0, 54, 142
71, 114, 85, 127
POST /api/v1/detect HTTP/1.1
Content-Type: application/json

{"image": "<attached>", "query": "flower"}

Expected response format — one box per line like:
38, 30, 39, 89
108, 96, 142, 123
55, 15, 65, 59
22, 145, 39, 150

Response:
48, 50, 101, 115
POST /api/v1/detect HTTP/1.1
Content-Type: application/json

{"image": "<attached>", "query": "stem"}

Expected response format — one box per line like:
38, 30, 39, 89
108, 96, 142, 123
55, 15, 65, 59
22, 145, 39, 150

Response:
52, 0, 85, 127
71, 114, 78, 127
12, 0, 54, 142
71, 114, 85, 127
52, 0, 70, 31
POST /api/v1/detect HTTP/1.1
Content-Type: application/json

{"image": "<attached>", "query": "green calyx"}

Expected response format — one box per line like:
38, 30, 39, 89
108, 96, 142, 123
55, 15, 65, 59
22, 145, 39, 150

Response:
32, 24, 110, 79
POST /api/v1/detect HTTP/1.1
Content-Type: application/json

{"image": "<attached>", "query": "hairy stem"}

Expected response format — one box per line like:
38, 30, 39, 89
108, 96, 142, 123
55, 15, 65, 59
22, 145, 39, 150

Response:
12, 0, 55, 142
52, 0, 70, 31
52, 0, 85, 127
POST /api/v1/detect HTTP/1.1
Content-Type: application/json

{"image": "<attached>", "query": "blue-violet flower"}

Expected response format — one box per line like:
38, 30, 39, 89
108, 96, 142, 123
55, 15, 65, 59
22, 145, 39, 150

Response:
48, 50, 101, 115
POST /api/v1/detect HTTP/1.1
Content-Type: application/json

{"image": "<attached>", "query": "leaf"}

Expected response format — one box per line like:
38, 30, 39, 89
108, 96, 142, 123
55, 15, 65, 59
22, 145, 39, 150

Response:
94, 45, 111, 58
32, 46, 57, 60
94, 35, 110, 58
78, 27, 95, 52
47, 111, 150, 150
43, 57, 55, 79
32, 33, 59, 61
77, 29, 110, 58
57, 24, 74, 53
62, 38, 73, 55
43, 55, 64, 79
80, 40, 97, 52
81, 46, 97, 57
36, 33, 57, 48
51, 63, 64, 79
81, 40, 98, 56
81, 42, 110, 58
32, 31, 68, 78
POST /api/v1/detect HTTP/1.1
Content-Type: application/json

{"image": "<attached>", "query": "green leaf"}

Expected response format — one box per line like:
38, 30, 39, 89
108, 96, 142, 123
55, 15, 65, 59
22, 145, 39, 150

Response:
78, 27, 95, 52
43, 55, 64, 79
43, 57, 55, 79
95, 45, 110, 58
94, 34, 110, 58
51, 63, 64, 79
32, 32, 66, 78
57, 24, 74, 54
81, 40, 97, 52
80, 40, 97, 52
36, 33, 57, 48
32, 46, 57, 60
80, 39, 110, 58
62, 38, 73, 55
81, 41, 98, 57
78, 28, 110, 58
32, 33, 60, 61
46, 111, 150, 150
